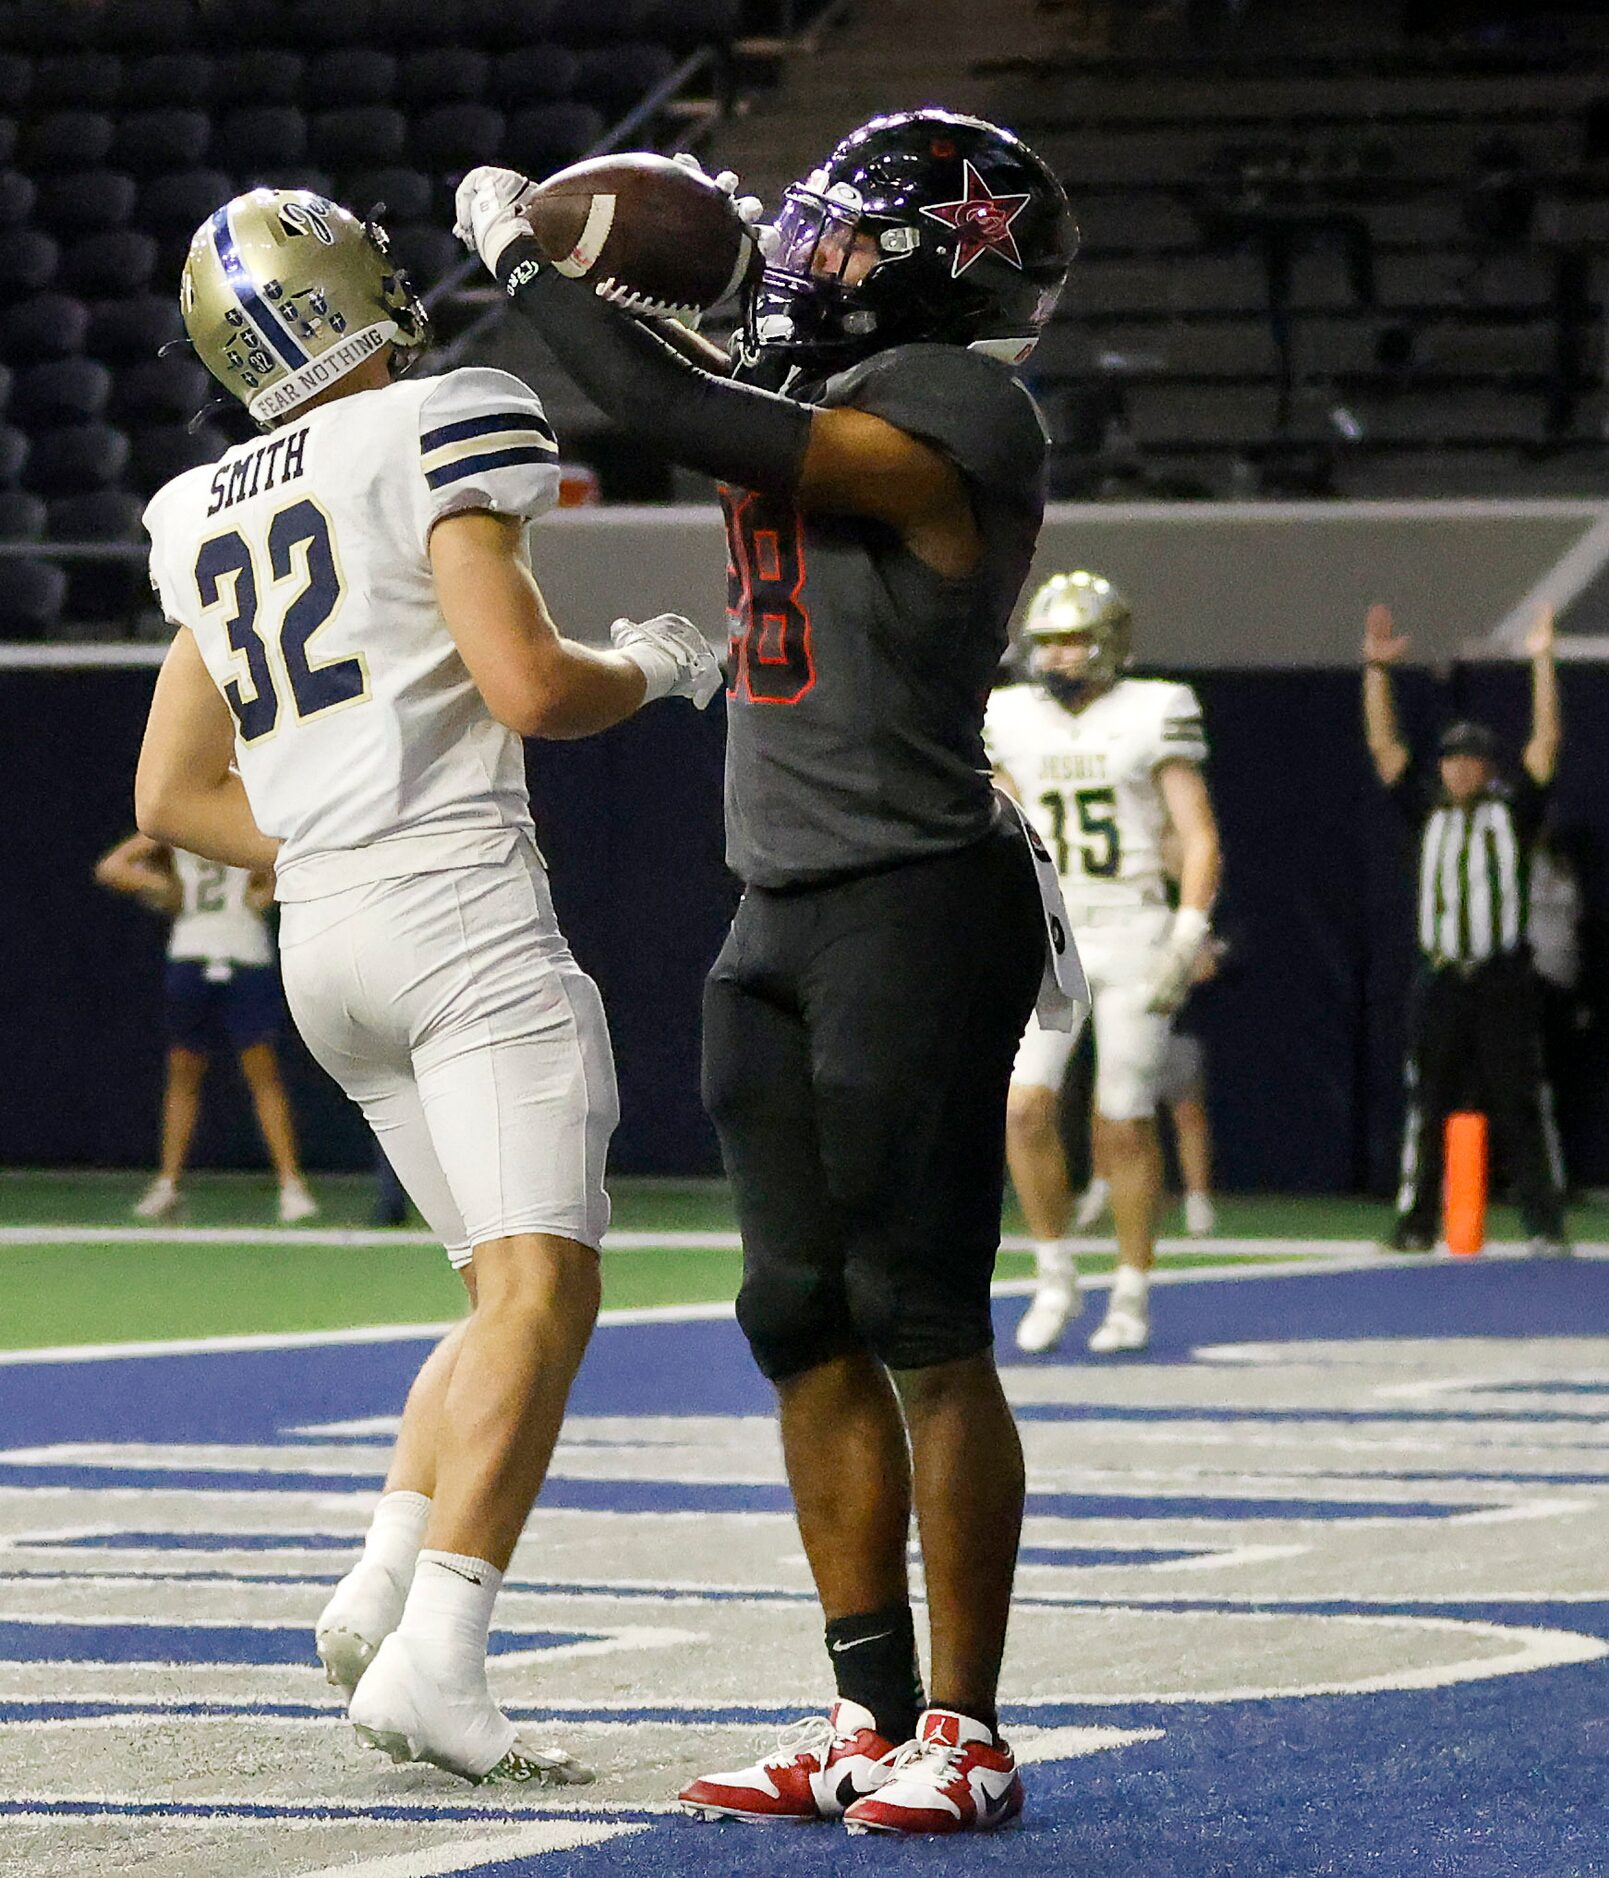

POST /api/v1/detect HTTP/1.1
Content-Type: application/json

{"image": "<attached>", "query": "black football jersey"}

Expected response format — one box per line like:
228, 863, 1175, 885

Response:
720, 342, 1049, 888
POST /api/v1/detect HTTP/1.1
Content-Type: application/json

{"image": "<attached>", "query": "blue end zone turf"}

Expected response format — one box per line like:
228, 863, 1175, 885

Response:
0, 1259, 1602, 1876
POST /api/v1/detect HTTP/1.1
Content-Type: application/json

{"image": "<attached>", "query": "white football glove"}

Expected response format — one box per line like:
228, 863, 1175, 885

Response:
453, 165, 540, 277
611, 613, 724, 709
671, 151, 781, 261
1145, 907, 1211, 1016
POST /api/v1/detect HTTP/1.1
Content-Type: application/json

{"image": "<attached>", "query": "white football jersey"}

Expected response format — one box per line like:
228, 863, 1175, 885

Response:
143, 367, 561, 898
167, 848, 272, 966
984, 676, 1207, 922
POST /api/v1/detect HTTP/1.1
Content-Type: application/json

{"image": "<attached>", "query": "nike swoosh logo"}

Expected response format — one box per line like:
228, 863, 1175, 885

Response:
980, 1784, 1015, 1822
429, 1562, 484, 1586
830, 1631, 894, 1653
834, 1771, 866, 1813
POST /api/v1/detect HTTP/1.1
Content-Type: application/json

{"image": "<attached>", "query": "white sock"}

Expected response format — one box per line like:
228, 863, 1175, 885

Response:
1111, 1264, 1149, 1309
361, 1490, 430, 1585
1084, 1178, 1110, 1206
395, 1550, 503, 1688
1033, 1239, 1077, 1283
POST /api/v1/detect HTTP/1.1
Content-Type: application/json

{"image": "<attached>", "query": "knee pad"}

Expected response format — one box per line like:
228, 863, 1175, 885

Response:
842, 1245, 993, 1373
735, 1259, 861, 1384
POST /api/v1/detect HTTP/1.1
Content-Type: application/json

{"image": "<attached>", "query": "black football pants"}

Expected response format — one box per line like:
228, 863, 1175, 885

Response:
1396, 954, 1565, 1241
701, 824, 1045, 1381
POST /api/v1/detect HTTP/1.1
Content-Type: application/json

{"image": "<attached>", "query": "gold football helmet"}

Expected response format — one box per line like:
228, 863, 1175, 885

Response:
1021, 569, 1133, 692
180, 189, 429, 426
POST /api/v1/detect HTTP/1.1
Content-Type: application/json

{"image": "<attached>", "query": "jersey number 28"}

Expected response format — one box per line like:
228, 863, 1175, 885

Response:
720, 487, 816, 706
194, 499, 366, 744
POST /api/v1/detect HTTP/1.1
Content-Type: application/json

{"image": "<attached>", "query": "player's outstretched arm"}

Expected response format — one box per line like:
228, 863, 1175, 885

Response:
1147, 762, 1221, 1015
135, 629, 281, 871
430, 511, 718, 738
94, 831, 180, 914
1361, 602, 1411, 787
1523, 605, 1561, 786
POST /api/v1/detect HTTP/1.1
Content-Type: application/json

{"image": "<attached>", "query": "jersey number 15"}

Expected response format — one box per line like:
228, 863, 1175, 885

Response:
1040, 786, 1121, 878
194, 499, 367, 744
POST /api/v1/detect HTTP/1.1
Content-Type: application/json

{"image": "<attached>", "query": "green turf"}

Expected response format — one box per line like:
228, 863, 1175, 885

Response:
2, 1172, 1599, 1352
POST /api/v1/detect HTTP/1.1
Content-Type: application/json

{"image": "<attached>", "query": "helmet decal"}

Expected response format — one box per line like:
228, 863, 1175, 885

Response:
919, 160, 1032, 276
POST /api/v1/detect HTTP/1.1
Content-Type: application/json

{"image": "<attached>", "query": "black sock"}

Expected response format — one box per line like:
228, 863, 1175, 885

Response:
824, 1603, 925, 1745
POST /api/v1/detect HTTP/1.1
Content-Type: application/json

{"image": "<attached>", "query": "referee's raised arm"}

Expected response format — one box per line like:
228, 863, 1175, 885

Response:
1361, 602, 1412, 787
1523, 606, 1561, 787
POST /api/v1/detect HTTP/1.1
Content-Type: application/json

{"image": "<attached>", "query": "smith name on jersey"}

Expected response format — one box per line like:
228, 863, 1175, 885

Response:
143, 367, 559, 898
984, 676, 1207, 923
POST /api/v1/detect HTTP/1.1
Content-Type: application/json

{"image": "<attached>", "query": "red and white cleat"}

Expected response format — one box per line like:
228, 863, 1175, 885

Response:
842, 1708, 1024, 1835
678, 1700, 896, 1822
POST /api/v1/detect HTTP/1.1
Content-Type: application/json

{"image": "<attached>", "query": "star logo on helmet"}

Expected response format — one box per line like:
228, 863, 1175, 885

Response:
919, 161, 1033, 277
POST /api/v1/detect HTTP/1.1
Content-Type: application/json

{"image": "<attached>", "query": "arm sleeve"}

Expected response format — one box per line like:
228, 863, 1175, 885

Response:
500, 244, 812, 495
1155, 682, 1208, 767
414, 366, 563, 550
1512, 770, 1551, 839
1384, 754, 1432, 824
829, 342, 1049, 508
140, 484, 193, 632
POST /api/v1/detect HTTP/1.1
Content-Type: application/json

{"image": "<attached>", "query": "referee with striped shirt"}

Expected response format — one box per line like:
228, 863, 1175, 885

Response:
1363, 602, 1569, 1255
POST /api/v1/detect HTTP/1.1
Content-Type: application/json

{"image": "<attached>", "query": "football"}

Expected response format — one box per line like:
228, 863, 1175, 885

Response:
520, 152, 761, 319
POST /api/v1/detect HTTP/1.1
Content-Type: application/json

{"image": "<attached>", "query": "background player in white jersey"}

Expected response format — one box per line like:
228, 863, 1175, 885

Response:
132, 189, 720, 1786
986, 571, 1220, 1355
93, 835, 316, 1223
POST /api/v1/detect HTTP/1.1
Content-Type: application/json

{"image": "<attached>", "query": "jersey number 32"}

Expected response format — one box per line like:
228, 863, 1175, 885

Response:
194, 499, 367, 744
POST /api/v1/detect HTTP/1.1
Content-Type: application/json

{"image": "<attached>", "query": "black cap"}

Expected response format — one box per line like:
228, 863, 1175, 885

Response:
1439, 720, 1498, 760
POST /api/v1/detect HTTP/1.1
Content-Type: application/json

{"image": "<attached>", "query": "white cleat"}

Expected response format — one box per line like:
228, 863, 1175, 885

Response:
278, 1180, 319, 1224
1088, 1300, 1149, 1355
1184, 1192, 1216, 1237
1014, 1276, 1082, 1354
133, 1178, 181, 1221
347, 1632, 593, 1787
1072, 1179, 1110, 1230
316, 1559, 409, 1700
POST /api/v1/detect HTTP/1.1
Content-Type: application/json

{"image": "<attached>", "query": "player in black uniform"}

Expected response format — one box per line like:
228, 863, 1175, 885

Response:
457, 112, 1077, 1835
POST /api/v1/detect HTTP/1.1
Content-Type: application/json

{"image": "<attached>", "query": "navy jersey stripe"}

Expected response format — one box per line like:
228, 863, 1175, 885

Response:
424, 444, 559, 490
421, 410, 556, 454
209, 209, 308, 372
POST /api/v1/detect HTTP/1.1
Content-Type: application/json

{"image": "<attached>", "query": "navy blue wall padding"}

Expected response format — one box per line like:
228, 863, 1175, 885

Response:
2, 668, 1606, 1189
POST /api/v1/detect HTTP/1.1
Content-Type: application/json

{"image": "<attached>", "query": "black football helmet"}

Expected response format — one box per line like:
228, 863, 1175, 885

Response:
741, 109, 1076, 377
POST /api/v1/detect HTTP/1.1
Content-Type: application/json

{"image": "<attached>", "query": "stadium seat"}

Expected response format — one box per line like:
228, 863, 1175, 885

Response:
0, 558, 66, 638
503, 104, 605, 175
115, 110, 212, 176
0, 170, 35, 226
373, 0, 472, 45
647, 0, 742, 47
0, 359, 11, 414
32, 54, 122, 110
137, 169, 233, 238
22, 422, 132, 497
400, 48, 491, 105
124, 54, 217, 110
544, 0, 652, 46
214, 51, 306, 108
96, 0, 195, 53
0, 53, 31, 114
198, 0, 283, 50
12, 358, 114, 427
111, 354, 209, 426
310, 107, 408, 171
490, 45, 580, 106
49, 489, 144, 542
217, 107, 310, 172
460, 0, 559, 48
61, 229, 159, 300
0, 122, 13, 169
0, 423, 28, 487
346, 167, 434, 224
22, 111, 116, 172
130, 422, 228, 495
288, 0, 379, 47
305, 51, 398, 111
0, 490, 47, 540
572, 44, 678, 113
410, 103, 507, 173
2, 292, 89, 363
391, 222, 464, 285
9, 0, 93, 54
87, 292, 182, 365
35, 170, 139, 233
0, 230, 61, 298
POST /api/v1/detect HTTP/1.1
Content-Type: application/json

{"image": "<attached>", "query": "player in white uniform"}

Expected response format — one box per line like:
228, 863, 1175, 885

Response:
133, 189, 720, 1785
94, 836, 316, 1222
985, 572, 1220, 1355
